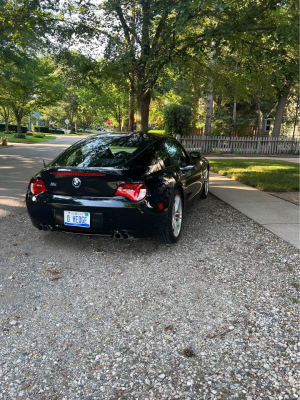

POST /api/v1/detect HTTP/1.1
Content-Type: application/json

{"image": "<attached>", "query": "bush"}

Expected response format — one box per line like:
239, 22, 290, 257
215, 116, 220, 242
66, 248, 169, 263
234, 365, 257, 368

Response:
33, 133, 45, 138
3, 131, 15, 135
34, 126, 49, 133
26, 132, 34, 136
13, 132, 26, 139
0, 123, 27, 133
164, 104, 192, 137
50, 129, 64, 134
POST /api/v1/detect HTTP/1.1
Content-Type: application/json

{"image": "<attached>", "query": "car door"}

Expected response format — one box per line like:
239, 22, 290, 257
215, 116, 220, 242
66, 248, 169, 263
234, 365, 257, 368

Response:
159, 140, 202, 201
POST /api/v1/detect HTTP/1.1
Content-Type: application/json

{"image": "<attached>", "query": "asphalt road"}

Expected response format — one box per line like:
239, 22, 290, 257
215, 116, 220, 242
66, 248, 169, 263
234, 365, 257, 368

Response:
0, 136, 85, 218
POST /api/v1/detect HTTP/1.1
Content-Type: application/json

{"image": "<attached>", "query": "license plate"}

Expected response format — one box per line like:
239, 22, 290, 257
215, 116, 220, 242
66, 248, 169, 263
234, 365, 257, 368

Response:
64, 211, 90, 228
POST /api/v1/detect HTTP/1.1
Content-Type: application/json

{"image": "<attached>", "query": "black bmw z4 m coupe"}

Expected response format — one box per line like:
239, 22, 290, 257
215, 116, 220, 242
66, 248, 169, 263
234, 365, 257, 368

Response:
26, 132, 209, 244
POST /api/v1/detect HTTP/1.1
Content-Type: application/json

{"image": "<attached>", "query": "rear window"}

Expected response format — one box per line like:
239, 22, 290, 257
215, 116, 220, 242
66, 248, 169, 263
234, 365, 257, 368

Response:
50, 134, 157, 168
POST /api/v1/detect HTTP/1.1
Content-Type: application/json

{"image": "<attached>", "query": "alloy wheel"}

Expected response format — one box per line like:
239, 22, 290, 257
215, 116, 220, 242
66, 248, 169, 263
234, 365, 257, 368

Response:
172, 194, 182, 237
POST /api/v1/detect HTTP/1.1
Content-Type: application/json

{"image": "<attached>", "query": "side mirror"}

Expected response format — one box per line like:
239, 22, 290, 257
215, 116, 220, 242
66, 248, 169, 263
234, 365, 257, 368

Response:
189, 151, 201, 160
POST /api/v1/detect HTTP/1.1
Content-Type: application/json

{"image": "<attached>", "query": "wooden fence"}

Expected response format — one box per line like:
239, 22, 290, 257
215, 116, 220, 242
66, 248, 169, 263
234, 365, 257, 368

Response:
177, 135, 300, 154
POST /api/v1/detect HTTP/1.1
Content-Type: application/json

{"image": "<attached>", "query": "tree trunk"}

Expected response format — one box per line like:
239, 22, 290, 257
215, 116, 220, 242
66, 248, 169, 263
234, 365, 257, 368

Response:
232, 58, 238, 136
136, 85, 151, 132
117, 105, 122, 131
204, 84, 214, 136
12, 106, 22, 134
13, 108, 22, 133
257, 97, 262, 137
204, 43, 216, 137
1, 107, 10, 131
232, 98, 237, 135
16, 118, 21, 134
128, 73, 135, 132
128, 6, 135, 132
272, 81, 292, 137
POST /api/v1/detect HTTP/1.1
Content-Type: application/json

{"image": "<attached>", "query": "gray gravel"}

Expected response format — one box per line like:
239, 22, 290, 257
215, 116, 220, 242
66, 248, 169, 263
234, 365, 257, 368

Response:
0, 194, 299, 400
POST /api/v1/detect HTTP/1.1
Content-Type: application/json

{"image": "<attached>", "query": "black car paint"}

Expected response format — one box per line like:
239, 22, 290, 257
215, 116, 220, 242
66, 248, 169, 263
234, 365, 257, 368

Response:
26, 133, 209, 238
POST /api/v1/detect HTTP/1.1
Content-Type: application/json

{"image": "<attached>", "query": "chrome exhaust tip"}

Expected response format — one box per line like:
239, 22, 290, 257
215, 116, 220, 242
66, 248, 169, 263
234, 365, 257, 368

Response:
122, 231, 133, 239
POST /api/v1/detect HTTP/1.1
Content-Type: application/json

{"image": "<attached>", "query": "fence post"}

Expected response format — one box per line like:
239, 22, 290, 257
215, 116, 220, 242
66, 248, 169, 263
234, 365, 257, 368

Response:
296, 139, 299, 154
257, 137, 261, 154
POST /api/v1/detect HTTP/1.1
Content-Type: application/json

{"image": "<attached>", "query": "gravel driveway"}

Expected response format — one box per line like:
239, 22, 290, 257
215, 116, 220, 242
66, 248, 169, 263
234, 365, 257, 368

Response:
0, 195, 299, 400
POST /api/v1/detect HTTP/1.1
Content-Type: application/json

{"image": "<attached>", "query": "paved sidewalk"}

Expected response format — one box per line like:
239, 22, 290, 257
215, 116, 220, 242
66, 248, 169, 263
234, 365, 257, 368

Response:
209, 172, 300, 249
268, 191, 299, 206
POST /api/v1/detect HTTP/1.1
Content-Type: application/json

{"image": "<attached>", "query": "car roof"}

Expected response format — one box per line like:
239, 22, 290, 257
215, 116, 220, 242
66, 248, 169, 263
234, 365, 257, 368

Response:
95, 132, 173, 142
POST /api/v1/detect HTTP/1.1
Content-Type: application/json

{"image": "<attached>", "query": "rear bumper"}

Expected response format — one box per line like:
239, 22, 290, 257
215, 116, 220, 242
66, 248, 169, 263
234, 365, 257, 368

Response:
26, 192, 168, 238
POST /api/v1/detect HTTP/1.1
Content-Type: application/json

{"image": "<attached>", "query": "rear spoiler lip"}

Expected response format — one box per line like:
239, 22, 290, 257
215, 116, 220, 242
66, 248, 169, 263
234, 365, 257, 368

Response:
49, 171, 106, 176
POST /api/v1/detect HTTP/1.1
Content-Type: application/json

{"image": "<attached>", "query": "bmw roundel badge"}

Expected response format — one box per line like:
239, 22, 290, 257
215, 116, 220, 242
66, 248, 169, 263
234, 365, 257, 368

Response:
72, 177, 81, 188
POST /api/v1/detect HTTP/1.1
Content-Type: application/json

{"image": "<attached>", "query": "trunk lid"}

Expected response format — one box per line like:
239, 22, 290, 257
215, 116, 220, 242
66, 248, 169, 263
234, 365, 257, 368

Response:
41, 167, 132, 197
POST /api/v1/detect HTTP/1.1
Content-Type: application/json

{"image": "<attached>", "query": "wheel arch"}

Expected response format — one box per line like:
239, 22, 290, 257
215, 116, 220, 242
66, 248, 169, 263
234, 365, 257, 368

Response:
174, 184, 185, 208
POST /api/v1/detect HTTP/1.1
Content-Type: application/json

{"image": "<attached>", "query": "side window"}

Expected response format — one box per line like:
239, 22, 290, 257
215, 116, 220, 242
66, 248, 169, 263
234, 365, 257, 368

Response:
159, 145, 172, 167
159, 141, 187, 167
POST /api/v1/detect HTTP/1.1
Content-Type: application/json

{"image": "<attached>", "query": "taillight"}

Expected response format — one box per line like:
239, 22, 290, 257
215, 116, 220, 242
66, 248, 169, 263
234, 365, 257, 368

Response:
115, 184, 147, 201
30, 178, 47, 195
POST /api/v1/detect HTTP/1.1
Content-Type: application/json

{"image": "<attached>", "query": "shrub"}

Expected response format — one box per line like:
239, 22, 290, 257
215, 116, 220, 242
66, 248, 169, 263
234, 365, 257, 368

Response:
26, 132, 34, 136
0, 124, 27, 133
3, 131, 15, 135
34, 126, 49, 133
50, 129, 64, 134
33, 133, 45, 138
13, 132, 26, 139
164, 104, 192, 137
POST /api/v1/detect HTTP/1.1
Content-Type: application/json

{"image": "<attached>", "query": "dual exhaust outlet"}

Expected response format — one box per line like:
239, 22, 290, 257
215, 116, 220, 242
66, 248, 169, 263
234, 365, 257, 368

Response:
37, 223, 53, 231
113, 231, 133, 240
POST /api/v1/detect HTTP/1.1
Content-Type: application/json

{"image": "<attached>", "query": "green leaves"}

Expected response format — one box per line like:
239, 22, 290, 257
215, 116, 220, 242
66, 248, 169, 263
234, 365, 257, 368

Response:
164, 104, 192, 137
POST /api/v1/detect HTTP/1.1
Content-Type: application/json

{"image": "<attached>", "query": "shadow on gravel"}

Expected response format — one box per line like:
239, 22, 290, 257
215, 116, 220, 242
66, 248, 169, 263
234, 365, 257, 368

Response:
33, 194, 212, 256
0, 194, 298, 400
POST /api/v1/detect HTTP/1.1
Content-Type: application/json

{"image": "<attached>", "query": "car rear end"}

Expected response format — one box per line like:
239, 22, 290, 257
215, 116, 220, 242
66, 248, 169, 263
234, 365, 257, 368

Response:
26, 134, 168, 238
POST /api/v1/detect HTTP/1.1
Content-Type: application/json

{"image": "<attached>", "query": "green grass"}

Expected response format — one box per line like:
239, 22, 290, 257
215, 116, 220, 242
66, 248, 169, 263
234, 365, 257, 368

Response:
209, 159, 299, 192
289, 297, 299, 304
148, 130, 166, 135
1, 132, 56, 144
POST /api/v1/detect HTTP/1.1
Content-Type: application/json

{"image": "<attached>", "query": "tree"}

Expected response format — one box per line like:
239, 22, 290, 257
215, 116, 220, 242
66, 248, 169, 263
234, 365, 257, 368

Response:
209, 0, 299, 137
0, 0, 60, 68
0, 105, 12, 131
66, 0, 219, 132
164, 104, 192, 137
0, 57, 64, 133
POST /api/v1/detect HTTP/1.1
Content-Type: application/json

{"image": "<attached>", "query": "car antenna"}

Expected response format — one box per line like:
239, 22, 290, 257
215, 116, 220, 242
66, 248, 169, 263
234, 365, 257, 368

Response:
43, 159, 46, 167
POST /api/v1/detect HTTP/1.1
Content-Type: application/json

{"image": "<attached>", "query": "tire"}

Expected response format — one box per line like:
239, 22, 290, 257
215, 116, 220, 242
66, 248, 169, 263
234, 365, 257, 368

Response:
200, 169, 209, 199
157, 189, 183, 244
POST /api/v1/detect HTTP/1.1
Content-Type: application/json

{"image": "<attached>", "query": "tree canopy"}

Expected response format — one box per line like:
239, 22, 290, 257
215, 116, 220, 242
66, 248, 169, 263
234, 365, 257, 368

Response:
0, 0, 298, 136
